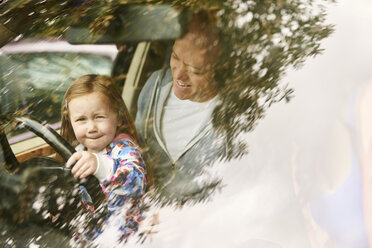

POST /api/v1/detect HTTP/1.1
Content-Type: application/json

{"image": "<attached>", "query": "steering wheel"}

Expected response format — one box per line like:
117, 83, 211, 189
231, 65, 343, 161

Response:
0, 116, 106, 236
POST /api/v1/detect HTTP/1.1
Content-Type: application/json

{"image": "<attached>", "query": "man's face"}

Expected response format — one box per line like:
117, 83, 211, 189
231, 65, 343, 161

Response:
170, 32, 219, 102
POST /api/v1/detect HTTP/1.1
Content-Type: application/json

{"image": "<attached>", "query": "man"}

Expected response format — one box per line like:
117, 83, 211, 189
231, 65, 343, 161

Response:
135, 13, 226, 204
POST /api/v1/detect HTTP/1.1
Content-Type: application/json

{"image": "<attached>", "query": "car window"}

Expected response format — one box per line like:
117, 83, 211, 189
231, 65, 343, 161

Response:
3, 51, 115, 142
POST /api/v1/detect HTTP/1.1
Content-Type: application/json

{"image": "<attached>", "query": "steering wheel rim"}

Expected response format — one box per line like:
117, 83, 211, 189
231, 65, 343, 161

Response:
15, 117, 76, 161
0, 116, 75, 172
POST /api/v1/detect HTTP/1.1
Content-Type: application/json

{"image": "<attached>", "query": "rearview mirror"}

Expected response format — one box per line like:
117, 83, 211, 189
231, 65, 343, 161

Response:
66, 4, 187, 44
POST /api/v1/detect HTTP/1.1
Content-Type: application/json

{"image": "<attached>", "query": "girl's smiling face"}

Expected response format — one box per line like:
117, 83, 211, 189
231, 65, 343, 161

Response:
68, 92, 119, 153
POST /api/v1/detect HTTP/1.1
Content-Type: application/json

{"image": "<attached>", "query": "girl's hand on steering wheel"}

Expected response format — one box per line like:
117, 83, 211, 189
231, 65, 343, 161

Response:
66, 151, 98, 179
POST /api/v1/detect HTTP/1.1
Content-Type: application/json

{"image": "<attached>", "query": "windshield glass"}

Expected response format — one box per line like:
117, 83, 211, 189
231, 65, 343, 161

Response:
1, 1, 372, 248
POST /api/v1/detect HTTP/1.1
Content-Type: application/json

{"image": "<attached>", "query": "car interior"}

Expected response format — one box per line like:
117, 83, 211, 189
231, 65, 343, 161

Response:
0, 3, 188, 242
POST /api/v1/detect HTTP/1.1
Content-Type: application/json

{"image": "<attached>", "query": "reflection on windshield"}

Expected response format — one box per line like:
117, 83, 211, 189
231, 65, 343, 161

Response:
2, 52, 112, 139
0, 0, 352, 247
0, 55, 25, 116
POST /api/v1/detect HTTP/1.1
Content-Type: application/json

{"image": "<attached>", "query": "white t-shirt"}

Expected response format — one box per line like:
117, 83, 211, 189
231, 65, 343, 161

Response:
161, 89, 218, 162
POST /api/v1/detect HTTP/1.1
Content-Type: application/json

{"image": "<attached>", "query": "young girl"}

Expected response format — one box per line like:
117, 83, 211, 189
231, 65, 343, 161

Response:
60, 74, 147, 241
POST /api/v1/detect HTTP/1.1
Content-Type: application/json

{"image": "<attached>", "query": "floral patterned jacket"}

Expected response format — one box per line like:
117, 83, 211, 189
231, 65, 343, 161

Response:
77, 133, 147, 239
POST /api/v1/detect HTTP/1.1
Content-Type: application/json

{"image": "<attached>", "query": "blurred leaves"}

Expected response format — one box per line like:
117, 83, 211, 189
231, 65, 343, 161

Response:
1, 0, 334, 160
211, 0, 335, 160
2, 52, 113, 137
16, 0, 333, 162
1, 0, 335, 177
0, 0, 336, 242
0, 156, 106, 246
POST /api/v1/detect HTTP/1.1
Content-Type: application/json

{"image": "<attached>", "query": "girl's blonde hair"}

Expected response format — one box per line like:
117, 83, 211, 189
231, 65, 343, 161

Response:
60, 74, 139, 146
